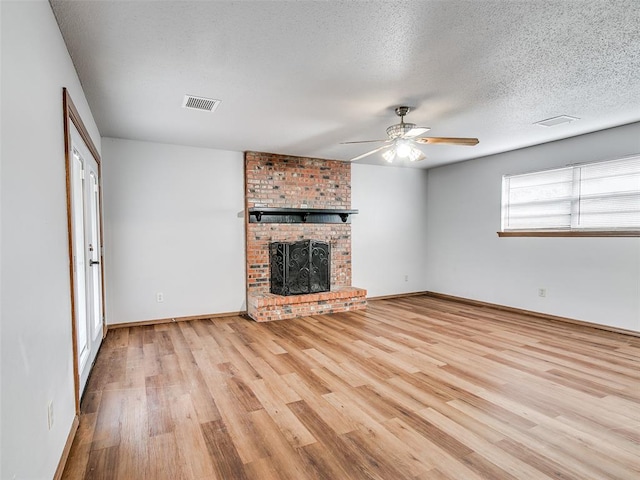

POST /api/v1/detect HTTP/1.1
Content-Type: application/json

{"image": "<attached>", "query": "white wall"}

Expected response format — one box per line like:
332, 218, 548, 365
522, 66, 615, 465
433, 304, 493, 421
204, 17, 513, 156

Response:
1, 2, 101, 478
426, 122, 640, 332
103, 144, 429, 320
101, 138, 246, 325
352, 164, 430, 298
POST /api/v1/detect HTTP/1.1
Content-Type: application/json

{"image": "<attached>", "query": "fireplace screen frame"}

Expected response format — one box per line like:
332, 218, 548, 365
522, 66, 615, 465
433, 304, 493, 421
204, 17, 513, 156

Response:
269, 240, 331, 296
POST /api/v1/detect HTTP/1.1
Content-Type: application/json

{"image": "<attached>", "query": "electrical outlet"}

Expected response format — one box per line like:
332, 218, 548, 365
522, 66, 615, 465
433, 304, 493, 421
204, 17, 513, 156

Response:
404, 275, 409, 282
156, 292, 164, 303
538, 288, 546, 298
47, 401, 54, 430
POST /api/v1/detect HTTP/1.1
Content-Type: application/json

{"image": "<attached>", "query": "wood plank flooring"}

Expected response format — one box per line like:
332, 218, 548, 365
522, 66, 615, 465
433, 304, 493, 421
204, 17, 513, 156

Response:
62, 295, 640, 479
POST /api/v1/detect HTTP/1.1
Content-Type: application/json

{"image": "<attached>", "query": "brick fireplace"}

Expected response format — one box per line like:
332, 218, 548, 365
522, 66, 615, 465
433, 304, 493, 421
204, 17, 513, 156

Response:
244, 152, 366, 321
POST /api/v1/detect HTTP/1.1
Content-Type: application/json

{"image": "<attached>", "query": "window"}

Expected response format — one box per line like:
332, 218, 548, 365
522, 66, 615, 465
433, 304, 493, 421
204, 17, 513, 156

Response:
501, 154, 640, 235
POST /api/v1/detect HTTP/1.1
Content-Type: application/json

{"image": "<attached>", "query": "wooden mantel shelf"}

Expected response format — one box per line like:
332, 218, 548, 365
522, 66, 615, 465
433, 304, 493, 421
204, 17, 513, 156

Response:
248, 207, 359, 224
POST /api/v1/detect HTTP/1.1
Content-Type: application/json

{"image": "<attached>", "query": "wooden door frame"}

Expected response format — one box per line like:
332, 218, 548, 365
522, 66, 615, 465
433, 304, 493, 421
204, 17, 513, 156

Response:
63, 88, 106, 414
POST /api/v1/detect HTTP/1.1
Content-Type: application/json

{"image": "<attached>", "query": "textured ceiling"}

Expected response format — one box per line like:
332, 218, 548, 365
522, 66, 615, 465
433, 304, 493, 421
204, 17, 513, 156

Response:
50, 0, 640, 168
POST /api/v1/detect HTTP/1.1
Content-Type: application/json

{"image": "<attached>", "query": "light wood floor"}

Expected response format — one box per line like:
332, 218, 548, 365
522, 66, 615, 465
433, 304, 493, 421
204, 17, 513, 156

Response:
63, 295, 640, 479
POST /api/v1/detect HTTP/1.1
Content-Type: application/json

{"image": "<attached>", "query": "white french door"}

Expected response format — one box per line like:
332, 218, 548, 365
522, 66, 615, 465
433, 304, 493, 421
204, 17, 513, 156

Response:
69, 122, 104, 395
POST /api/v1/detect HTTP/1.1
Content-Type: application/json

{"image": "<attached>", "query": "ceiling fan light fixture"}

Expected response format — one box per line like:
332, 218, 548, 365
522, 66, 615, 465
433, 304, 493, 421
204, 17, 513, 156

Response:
407, 146, 423, 162
381, 142, 423, 162
396, 140, 412, 158
382, 149, 396, 163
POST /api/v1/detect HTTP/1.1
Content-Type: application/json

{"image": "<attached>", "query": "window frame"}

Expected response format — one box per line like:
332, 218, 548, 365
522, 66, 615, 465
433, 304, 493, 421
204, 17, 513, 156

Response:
499, 154, 640, 238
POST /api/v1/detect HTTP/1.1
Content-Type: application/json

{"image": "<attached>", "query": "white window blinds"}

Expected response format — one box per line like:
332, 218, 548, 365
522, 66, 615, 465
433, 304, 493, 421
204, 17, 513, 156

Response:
502, 154, 640, 231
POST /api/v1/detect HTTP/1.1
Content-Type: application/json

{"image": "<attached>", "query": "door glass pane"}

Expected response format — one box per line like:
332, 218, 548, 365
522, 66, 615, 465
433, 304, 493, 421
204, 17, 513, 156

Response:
72, 151, 89, 367
89, 171, 103, 338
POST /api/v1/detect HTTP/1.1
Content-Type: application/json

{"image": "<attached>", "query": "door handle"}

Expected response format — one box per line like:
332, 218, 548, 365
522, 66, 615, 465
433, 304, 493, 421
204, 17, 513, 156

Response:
90, 259, 100, 266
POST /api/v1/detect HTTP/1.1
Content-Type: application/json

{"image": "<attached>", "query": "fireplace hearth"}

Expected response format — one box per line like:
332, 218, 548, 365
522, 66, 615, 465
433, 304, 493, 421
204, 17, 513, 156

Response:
270, 240, 330, 296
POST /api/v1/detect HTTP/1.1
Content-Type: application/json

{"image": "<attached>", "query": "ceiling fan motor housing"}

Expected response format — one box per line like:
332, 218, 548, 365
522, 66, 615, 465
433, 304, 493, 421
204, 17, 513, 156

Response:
395, 106, 411, 117
387, 106, 415, 139
387, 122, 417, 139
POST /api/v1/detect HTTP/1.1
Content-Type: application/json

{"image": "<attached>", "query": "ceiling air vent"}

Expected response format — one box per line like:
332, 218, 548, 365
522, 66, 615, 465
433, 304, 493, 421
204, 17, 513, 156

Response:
534, 115, 579, 127
182, 95, 221, 112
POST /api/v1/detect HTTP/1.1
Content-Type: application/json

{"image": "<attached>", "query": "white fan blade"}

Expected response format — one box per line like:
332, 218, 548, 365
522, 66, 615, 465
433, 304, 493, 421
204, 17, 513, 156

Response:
350, 145, 390, 162
341, 139, 387, 144
405, 127, 430, 138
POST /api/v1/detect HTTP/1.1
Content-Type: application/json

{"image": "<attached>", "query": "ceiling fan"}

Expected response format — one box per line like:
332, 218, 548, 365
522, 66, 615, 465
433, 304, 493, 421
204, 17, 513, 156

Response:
343, 106, 479, 163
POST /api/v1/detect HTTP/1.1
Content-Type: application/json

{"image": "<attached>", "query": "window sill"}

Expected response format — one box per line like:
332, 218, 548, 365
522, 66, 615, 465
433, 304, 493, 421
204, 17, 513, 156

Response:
497, 230, 640, 238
